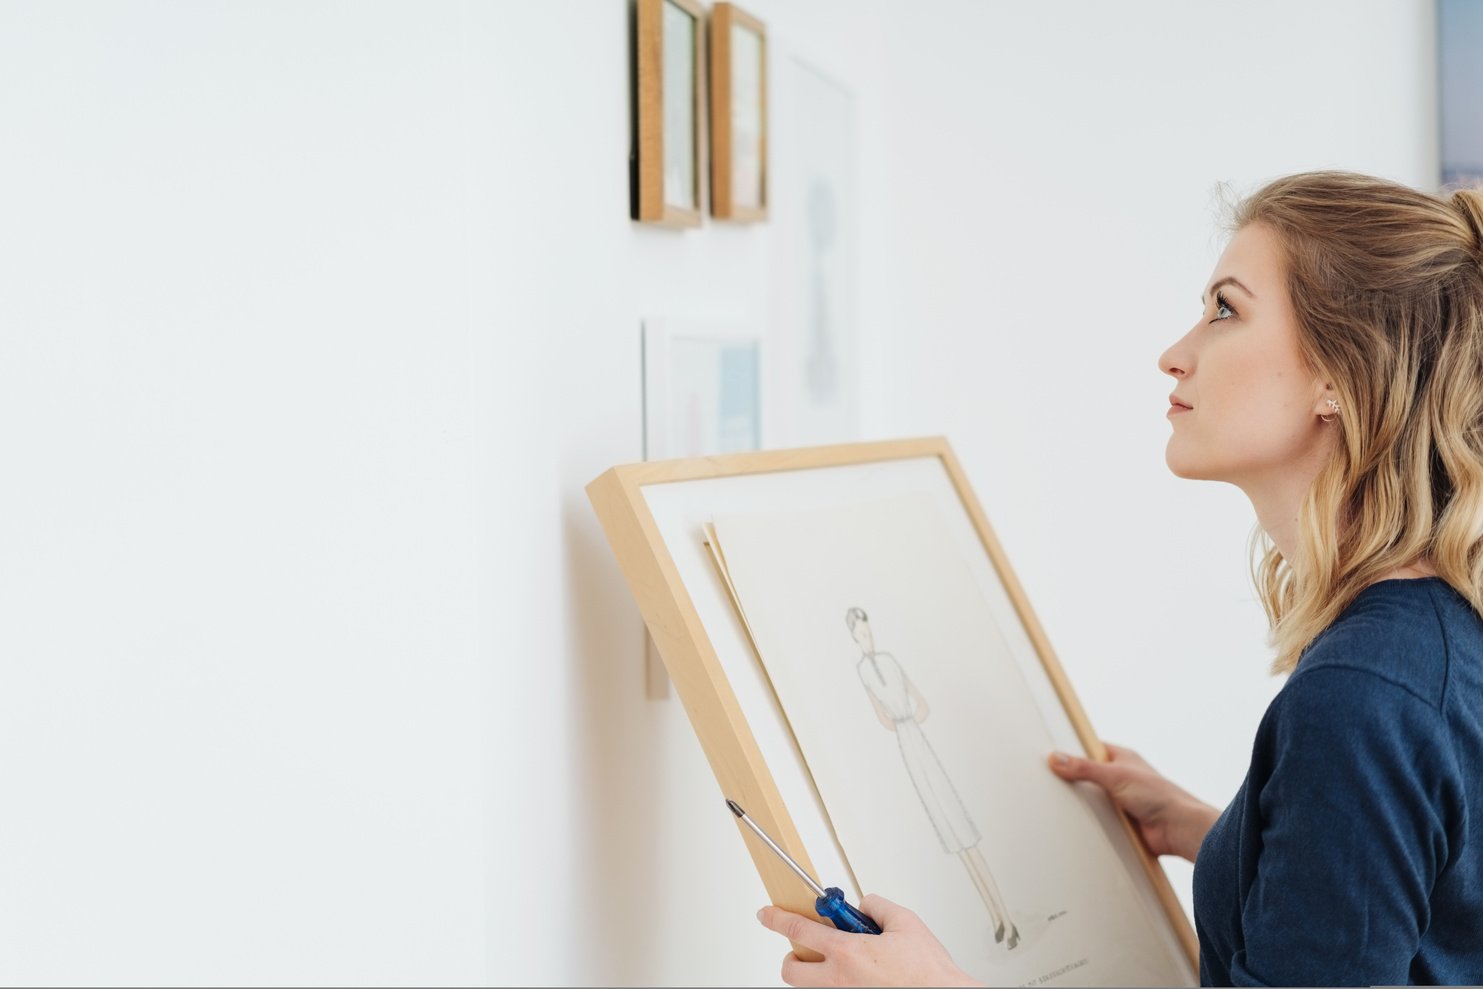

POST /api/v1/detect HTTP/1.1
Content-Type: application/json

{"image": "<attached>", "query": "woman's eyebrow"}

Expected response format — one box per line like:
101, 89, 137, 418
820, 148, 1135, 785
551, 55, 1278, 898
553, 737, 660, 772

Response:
1201, 276, 1255, 305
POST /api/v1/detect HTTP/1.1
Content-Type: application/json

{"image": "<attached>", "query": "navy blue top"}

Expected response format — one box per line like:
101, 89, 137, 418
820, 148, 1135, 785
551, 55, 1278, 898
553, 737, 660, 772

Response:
1193, 576, 1483, 986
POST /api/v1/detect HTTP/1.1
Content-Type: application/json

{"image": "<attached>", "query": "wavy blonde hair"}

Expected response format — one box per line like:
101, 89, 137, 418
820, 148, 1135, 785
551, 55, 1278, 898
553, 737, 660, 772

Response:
1224, 171, 1483, 674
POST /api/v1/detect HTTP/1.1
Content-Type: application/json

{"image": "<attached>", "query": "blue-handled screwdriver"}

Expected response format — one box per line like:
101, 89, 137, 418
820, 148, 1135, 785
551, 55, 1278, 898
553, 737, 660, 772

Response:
726, 798, 883, 936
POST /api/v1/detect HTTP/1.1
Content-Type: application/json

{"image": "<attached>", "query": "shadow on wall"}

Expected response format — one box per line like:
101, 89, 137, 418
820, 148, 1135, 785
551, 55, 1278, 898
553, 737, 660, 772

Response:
561, 492, 671, 983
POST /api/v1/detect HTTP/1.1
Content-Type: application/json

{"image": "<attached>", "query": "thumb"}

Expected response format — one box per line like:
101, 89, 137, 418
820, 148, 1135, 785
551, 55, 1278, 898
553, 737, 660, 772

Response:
858, 893, 918, 931
1047, 750, 1115, 787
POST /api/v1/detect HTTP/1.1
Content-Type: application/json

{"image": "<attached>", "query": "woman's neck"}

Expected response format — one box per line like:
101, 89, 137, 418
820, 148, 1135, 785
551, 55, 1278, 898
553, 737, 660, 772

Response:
1240, 468, 1435, 586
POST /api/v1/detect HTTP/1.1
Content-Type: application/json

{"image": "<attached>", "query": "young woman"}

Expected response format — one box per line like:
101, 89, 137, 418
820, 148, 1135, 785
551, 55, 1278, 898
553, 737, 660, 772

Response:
756, 171, 1483, 987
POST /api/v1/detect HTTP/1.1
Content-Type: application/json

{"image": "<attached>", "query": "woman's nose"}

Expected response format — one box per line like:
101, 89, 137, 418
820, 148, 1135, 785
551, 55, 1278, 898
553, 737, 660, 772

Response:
1158, 340, 1192, 378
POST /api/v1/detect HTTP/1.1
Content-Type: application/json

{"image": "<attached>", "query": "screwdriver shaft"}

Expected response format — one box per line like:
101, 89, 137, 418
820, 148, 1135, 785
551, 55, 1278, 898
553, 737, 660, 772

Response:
726, 799, 828, 898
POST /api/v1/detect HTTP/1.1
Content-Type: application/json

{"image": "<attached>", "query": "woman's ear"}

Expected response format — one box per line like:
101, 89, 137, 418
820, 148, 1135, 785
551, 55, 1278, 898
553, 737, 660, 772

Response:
1311, 377, 1340, 416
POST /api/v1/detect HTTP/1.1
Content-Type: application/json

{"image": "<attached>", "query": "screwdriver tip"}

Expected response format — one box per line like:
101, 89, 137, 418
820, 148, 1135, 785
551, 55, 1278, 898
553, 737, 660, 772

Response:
726, 798, 745, 818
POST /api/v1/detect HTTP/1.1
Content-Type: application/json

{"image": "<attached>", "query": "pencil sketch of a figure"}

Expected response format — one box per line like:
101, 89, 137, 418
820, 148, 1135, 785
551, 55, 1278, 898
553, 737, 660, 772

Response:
846, 607, 1021, 949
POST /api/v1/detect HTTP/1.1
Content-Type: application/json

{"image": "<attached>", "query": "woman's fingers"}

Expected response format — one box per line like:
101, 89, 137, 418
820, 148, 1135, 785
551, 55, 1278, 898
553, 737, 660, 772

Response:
858, 893, 917, 930
761, 908, 847, 988
760, 896, 978, 988
780, 951, 828, 988
758, 906, 847, 954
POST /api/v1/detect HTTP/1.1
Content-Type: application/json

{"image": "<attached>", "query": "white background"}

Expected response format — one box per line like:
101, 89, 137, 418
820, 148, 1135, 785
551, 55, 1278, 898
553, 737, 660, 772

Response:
0, 1, 1440, 985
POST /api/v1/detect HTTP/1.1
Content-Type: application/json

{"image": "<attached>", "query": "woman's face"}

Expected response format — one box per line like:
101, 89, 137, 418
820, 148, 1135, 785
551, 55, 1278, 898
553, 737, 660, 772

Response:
1158, 222, 1337, 487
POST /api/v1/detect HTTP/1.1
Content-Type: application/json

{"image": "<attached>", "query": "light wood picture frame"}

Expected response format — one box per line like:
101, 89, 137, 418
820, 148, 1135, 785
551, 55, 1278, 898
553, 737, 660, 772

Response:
634, 0, 705, 227
586, 438, 1198, 983
709, 3, 767, 220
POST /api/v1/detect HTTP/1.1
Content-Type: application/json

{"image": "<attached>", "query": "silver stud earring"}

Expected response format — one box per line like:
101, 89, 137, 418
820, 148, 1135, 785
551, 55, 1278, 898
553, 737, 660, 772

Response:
1320, 398, 1341, 423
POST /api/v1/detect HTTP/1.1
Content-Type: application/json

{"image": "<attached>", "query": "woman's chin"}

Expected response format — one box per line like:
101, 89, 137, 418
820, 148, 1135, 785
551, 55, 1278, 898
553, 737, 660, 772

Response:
1165, 445, 1214, 480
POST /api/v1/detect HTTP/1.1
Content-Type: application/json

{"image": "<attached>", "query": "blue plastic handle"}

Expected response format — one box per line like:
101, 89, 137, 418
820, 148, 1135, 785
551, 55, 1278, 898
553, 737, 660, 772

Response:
815, 887, 883, 935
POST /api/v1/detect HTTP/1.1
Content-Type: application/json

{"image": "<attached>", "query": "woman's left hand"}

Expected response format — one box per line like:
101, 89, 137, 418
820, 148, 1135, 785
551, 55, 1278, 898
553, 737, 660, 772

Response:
757, 894, 981, 987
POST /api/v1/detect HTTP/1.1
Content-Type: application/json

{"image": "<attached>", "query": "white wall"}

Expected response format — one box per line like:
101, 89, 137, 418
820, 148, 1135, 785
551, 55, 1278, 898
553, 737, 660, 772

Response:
0, 2, 492, 984
0, 1, 1439, 986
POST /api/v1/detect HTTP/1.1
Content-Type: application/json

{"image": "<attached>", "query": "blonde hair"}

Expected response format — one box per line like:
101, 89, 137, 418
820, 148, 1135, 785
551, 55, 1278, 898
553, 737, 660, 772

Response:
1224, 171, 1483, 674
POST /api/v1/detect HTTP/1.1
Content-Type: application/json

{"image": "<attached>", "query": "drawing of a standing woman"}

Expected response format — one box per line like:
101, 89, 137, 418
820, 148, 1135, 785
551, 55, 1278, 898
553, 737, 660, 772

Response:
845, 606, 1020, 950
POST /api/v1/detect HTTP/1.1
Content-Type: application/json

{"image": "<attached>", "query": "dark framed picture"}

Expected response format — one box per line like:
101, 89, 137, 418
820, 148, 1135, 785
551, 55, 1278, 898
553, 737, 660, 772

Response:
635, 0, 705, 227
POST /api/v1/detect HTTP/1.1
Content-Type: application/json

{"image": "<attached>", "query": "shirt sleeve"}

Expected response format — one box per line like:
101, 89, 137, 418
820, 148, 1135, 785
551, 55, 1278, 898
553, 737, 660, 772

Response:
1228, 665, 1458, 987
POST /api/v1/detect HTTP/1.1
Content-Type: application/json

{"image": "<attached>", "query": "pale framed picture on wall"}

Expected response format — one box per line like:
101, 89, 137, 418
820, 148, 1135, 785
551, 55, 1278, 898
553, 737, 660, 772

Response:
640, 318, 762, 698
709, 3, 767, 220
642, 319, 762, 464
635, 0, 705, 227
769, 56, 858, 446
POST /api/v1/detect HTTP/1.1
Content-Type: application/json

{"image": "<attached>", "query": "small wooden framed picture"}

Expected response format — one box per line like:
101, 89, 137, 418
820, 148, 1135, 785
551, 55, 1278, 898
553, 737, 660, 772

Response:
635, 0, 705, 227
709, 3, 767, 221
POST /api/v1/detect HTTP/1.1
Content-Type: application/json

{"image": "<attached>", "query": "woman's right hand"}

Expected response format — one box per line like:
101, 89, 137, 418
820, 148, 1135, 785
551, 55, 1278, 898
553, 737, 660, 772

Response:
1047, 743, 1221, 862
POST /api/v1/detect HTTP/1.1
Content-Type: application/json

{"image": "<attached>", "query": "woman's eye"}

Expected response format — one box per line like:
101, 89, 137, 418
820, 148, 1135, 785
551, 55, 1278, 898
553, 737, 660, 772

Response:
1209, 291, 1236, 323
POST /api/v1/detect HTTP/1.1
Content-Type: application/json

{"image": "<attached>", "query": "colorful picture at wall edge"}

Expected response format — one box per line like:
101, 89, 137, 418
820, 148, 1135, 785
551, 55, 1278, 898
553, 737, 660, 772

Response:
1439, 0, 1483, 190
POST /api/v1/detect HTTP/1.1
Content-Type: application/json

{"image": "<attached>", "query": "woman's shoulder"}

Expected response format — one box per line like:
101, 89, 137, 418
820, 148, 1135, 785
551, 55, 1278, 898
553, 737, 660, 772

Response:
1256, 645, 1459, 795
1292, 576, 1468, 713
